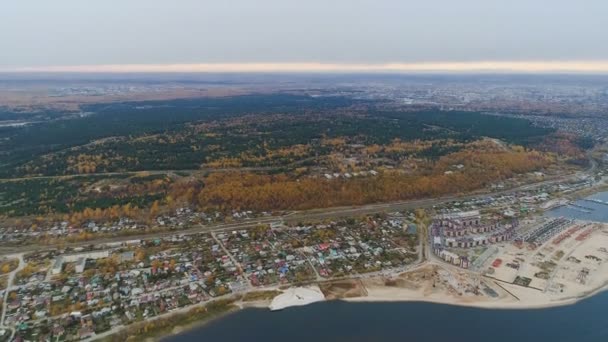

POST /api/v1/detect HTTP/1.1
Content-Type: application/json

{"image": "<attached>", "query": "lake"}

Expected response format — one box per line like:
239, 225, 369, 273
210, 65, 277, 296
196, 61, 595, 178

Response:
547, 191, 608, 222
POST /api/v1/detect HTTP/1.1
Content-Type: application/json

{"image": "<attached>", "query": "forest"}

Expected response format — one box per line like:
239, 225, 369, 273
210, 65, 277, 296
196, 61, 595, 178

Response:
0, 93, 586, 219
0, 95, 363, 176
2, 95, 554, 178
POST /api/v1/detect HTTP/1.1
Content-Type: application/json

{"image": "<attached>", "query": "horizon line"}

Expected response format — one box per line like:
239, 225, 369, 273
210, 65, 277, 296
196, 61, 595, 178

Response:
3, 61, 608, 74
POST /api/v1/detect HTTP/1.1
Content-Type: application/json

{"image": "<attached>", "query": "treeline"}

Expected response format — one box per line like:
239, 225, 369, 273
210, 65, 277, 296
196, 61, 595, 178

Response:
0, 94, 363, 177
377, 110, 553, 146
10, 106, 555, 178
0, 174, 164, 217
186, 149, 553, 212
99, 298, 239, 341
1, 144, 555, 219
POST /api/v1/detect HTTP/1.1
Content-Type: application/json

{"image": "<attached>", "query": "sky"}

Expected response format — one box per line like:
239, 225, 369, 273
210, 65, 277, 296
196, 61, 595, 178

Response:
1, 0, 608, 73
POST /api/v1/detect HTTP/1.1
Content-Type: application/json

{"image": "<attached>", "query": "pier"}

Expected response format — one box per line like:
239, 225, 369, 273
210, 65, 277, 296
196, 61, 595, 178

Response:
583, 198, 608, 207
566, 203, 593, 213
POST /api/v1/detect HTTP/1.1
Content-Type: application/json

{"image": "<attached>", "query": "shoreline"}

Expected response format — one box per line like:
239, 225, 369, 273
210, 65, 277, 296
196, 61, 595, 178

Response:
92, 295, 278, 341
153, 298, 276, 341
158, 268, 608, 340
158, 306, 239, 341
91, 298, 242, 342
103, 187, 608, 340
158, 277, 608, 341
342, 279, 608, 310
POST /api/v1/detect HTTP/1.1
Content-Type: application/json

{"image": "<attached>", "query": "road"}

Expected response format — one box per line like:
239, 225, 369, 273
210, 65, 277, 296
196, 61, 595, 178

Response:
0, 253, 25, 341
0, 166, 278, 183
0, 155, 598, 340
0, 218, 280, 255
3, 140, 601, 257
0, 171, 580, 257
4, 164, 597, 339
211, 231, 253, 288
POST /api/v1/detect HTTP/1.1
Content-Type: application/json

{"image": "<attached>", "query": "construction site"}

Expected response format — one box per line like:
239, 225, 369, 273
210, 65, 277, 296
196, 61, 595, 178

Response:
476, 218, 608, 302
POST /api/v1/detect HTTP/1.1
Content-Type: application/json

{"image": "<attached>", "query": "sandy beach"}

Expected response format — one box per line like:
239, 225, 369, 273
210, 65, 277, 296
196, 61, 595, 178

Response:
340, 222, 608, 310
343, 275, 608, 310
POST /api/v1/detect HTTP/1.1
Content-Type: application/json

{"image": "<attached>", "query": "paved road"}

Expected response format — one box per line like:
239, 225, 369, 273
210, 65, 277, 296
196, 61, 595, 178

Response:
0, 172, 578, 256
0, 218, 280, 255
0, 167, 278, 183
0, 253, 25, 341
3, 142, 601, 256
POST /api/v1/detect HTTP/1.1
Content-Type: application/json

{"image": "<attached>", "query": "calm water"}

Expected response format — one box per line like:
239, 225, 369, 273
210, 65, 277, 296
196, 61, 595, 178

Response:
166, 292, 608, 342
167, 192, 608, 342
547, 191, 608, 222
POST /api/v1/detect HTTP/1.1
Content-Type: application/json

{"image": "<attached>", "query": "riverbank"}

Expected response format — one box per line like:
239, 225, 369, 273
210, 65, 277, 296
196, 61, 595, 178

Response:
163, 292, 608, 342
127, 256, 608, 342
564, 183, 608, 201
269, 285, 325, 311
92, 291, 279, 341
157, 229, 608, 340
159, 268, 608, 342
102, 188, 608, 341
93, 298, 239, 342
335, 217, 608, 311
344, 271, 608, 310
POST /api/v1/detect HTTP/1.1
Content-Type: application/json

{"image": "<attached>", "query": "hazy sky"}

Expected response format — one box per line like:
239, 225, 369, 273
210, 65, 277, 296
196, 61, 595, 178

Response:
1, 0, 607, 72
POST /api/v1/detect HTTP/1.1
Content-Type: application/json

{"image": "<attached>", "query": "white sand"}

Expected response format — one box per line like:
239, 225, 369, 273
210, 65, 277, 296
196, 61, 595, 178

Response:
344, 223, 608, 310
269, 285, 325, 311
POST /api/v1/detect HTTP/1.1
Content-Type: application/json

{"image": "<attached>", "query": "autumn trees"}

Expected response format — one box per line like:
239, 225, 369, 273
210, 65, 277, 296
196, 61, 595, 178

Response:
0, 259, 18, 274
48, 142, 556, 222
188, 141, 555, 212
1, 101, 571, 222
